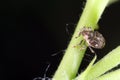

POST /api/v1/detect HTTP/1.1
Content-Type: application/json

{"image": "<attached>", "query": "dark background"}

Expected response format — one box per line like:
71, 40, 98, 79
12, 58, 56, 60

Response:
2, 0, 120, 80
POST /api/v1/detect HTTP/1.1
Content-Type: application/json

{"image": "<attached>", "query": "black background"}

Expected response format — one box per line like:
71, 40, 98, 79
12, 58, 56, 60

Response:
2, 0, 120, 80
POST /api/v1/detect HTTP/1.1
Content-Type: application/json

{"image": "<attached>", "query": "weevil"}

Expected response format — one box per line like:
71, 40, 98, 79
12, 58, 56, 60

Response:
77, 27, 105, 53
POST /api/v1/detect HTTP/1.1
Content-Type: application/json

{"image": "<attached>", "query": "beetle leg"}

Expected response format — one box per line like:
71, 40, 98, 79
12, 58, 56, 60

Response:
73, 40, 86, 50
79, 40, 87, 50
75, 31, 82, 38
79, 39, 83, 45
88, 46, 95, 53
73, 40, 83, 48
80, 45, 87, 50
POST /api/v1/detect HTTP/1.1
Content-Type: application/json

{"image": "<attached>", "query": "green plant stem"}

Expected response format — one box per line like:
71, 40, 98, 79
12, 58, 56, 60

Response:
84, 46, 120, 80
53, 0, 109, 80
75, 55, 97, 80
96, 69, 120, 80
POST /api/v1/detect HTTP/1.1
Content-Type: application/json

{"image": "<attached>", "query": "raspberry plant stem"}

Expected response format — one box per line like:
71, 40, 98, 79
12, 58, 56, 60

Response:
53, 0, 113, 80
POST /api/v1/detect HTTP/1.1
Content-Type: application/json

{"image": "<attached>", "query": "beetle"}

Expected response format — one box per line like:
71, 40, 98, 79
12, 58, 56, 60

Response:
77, 27, 105, 53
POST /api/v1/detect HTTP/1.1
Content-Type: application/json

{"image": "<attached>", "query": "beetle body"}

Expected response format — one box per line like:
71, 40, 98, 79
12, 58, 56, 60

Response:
80, 27, 105, 49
